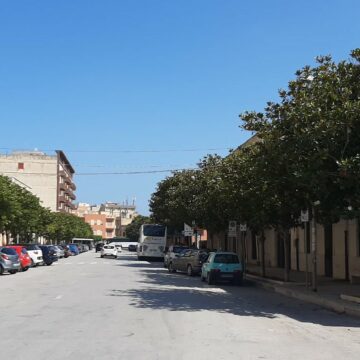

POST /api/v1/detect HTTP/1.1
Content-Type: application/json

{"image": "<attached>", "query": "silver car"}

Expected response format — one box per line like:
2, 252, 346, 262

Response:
0, 247, 21, 275
54, 246, 65, 258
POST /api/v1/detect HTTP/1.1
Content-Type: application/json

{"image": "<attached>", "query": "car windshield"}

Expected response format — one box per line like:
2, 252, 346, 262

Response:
214, 254, 239, 264
143, 225, 166, 237
0, 248, 17, 255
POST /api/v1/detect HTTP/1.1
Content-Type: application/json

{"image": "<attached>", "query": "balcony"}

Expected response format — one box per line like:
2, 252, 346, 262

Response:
66, 188, 76, 200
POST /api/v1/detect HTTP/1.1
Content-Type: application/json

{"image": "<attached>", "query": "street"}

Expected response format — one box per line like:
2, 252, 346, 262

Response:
1, 251, 360, 360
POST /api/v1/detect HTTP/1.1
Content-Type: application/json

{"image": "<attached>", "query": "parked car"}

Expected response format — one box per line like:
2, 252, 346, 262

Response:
68, 244, 80, 255
95, 243, 104, 252
201, 252, 243, 285
164, 245, 189, 268
20, 244, 44, 267
38, 245, 58, 266
168, 249, 209, 276
6, 246, 32, 272
100, 244, 118, 258
54, 245, 65, 259
83, 244, 89, 252
128, 244, 137, 252
0, 247, 21, 275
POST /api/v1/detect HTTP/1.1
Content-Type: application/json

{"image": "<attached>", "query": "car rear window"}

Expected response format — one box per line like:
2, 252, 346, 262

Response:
0, 248, 17, 255
24, 244, 40, 250
173, 247, 187, 253
21, 248, 28, 254
214, 254, 239, 264
104, 246, 114, 249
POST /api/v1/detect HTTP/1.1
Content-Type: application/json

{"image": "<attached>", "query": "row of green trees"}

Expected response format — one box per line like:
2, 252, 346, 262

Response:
0, 175, 93, 243
150, 49, 360, 276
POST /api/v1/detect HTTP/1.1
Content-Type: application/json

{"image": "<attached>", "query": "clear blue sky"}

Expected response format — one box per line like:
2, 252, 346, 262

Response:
1, 0, 359, 214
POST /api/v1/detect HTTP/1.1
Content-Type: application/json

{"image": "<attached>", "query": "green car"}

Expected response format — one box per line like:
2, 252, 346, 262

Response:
201, 252, 243, 285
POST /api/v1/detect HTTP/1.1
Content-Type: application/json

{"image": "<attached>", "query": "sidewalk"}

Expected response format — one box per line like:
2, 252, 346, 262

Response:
246, 264, 360, 318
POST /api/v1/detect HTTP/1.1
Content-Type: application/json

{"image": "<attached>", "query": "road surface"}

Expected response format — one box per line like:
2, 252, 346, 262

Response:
1, 251, 359, 360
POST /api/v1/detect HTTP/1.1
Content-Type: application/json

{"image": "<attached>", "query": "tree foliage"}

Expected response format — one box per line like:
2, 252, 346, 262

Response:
0, 175, 93, 243
150, 49, 360, 237
125, 215, 151, 242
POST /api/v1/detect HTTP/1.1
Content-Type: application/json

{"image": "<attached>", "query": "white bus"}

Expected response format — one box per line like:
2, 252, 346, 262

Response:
137, 224, 167, 260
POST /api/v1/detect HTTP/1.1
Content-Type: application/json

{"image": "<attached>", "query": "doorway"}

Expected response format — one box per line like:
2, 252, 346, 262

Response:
324, 224, 333, 277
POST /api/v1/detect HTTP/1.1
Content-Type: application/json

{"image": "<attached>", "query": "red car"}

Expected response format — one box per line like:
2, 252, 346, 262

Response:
6, 246, 31, 271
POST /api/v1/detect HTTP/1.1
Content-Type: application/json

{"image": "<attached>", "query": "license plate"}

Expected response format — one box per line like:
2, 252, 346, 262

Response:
14, 263, 20, 266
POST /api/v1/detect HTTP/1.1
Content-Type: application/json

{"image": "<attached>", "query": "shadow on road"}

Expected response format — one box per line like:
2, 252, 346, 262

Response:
111, 261, 360, 328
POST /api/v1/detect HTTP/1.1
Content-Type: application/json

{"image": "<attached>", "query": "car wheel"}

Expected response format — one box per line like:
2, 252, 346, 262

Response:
187, 264, 193, 276
22, 266, 29, 272
46, 262, 53, 266
207, 272, 214, 285
100, 255, 104, 258
31, 259, 35, 267
0, 265, 4, 275
9, 270, 17, 275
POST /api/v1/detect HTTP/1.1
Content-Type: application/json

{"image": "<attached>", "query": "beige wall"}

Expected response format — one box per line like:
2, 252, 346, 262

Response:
0, 153, 58, 211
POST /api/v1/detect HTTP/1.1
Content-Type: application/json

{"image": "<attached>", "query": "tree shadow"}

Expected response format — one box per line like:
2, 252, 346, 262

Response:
112, 263, 360, 328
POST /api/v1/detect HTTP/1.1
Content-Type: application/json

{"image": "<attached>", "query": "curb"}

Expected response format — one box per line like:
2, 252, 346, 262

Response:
249, 276, 360, 318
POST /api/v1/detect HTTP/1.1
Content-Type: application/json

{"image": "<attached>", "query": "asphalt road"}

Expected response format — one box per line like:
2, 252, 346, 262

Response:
1, 251, 360, 360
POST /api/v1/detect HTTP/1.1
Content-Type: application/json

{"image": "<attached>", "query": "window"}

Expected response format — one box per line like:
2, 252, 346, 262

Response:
18, 162, 24, 170
97, 220, 102, 225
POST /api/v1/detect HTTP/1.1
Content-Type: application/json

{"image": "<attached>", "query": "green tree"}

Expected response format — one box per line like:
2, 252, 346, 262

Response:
125, 215, 151, 242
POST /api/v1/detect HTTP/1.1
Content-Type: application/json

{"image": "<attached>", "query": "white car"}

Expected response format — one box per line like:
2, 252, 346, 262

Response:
108, 242, 123, 254
100, 245, 118, 258
22, 244, 44, 266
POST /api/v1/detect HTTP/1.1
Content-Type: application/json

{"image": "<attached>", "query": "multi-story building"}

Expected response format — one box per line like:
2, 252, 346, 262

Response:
75, 201, 138, 239
0, 150, 76, 212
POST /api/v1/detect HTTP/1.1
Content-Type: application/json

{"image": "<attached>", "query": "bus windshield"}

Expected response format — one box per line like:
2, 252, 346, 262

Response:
143, 225, 166, 237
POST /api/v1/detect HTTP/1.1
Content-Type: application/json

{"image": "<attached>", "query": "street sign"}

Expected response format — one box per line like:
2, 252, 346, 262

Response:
228, 221, 237, 237
301, 210, 309, 222
184, 223, 193, 237
240, 223, 247, 232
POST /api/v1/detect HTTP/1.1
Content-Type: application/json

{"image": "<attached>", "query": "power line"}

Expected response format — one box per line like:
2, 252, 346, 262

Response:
0, 147, 233, 154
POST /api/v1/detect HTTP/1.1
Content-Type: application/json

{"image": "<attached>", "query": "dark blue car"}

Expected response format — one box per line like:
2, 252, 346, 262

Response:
38, 245, 58, 266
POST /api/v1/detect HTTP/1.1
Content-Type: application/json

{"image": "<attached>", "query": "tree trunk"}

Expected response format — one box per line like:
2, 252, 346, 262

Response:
260, 231, 266, 278
283, 229, 291, 282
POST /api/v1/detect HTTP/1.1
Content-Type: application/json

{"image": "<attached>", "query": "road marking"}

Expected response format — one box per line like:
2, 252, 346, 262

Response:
55, 295, 63, 300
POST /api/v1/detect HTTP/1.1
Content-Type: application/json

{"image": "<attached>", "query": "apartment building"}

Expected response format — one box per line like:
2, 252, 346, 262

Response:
75, 202, 138, 239
0, 150, 76, 212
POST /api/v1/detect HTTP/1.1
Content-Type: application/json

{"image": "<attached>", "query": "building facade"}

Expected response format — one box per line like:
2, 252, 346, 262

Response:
0, 150, 76, 212
75, 202, 138, 239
